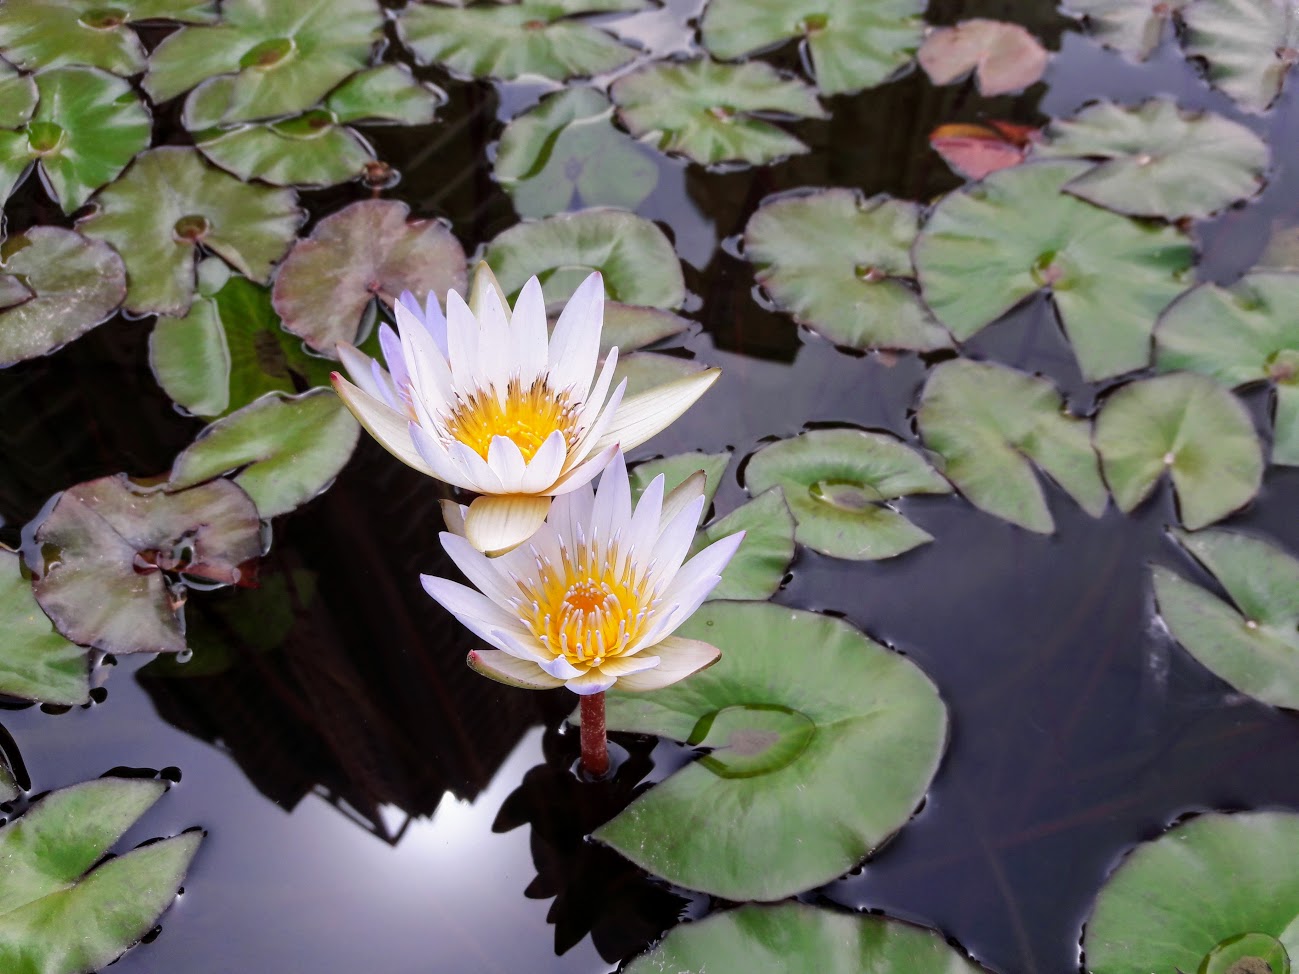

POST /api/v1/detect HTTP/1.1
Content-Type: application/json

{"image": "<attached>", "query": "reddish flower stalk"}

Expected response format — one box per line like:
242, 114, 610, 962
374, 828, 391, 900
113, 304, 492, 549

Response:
580, 692, 609, 778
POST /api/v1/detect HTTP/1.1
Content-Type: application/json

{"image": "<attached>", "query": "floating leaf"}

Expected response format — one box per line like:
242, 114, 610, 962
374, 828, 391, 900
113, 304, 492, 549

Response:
929, 121, 1037, 180
144, 0, 384, 124
169, 390, 360, 518
1155, 272, 1299, 465
32, 475, 263, 655
0, 60, 37, 125
484, 208, 685, 307
494, 87, 658, 219
1084, 811, 1299, 974
1258, 224, 1299, 272
611, 351, 704, 396
697, 488, 795, 600
1093, 373, 1263, 529
610, 58, 826, 167
917, 360, 1108, 533
0, 777, 202, 974
0, 548, 88, 706
630, 451, 732, 517
1182, 0, 1299, 113
744, 429, 951, 559
77, 147, 302, 316
625, 903, 986, 974
598, 303, 690, 355
700, 0, 926, 96
1031, 97, 1269, 220
271, 198, 466, 353
1153, 529, 1299, 709
744, 190, 951, 352
913, 159, 1195, 381
595, 602, 947, 900
0, 761, 15, 804
321, 64, 443, 127
1062, 0, 1188, 60
918, 19, 1049, 96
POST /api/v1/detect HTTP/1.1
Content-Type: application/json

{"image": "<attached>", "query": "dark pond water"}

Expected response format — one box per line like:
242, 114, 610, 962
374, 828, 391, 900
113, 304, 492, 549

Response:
2, 0, 1298, 972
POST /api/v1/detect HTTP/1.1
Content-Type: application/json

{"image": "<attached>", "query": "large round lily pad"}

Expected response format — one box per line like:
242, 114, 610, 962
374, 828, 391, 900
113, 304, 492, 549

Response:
917, 359, 1108, 533
0, 548, 88, 706
271, 198, 466, 353
77, 147, 302, 316
913, 159, 1195, 381
610, 58, 826, 167
0, 226, 126, 366
1093, 373, 1263, 529
917, 19, 1049, 96
1062, 0, 1187, 60
1155, 272, 1299, 465
1181, 0, 1298, 113
1032, 97, 1269, 220
1153, 529, 1299, 710
744, 429, 951, 559
0, 776, 202, 974
1084, 811, 1299, 974
744, 189, 952, 352
32, 475, 263, 655
595, 601, 948, 901
700, 0, 925, 96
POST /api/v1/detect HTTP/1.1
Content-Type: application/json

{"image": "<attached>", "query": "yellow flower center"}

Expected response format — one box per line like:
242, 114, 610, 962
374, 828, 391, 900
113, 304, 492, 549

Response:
442, 377, 579, 462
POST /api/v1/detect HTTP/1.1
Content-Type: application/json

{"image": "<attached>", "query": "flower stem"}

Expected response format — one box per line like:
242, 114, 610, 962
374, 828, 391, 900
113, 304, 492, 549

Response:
579, 692, 609, 778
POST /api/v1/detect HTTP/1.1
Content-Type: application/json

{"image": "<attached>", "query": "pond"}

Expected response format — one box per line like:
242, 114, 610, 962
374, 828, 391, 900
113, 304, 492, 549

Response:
2, 0, 1299, 972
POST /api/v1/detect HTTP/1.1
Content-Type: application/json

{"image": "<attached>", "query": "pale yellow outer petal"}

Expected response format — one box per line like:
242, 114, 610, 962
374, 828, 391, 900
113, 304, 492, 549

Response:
660, 469, 709, 529
467, 649, 563, 689
593, 368, 721, 454
439, 499, 468, 538
468, 261, 510, 319
464, 493, 552, 555
331, 373, 434, 476
613, 637, 721, 691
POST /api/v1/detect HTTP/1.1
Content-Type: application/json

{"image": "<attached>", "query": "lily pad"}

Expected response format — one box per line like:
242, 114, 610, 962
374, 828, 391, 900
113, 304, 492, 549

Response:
144, 0, 384, 124
1153, 529, 1299, 709
271, 198, 466, 354
0, 776, 202, 974
610, 58, 826, 167
1083, 811, 1299, 974
77, 147, 302, 316
625, 903, 987, 974
611, 351, 704, 395
744, 190, 952, 352
494, 87, 659, 219
0, 226, 126, 366
599, 303, 691, 355
169, 390, 360, 518
929, 120, 1037, 180
0, 66, 151, 212
1182, 0, 1299, 113
1155, 272, 1299, 465
319, 64, 443, 127
32, 475, 263, 655
917, 19, 1050, 96
0, 0, 217, 75
484, 208, 685, 306
395, 0, 645, 82
0, 762, 15, 804
0, 60, 37, 125
916, 359, 1108, 533
1093, 373, 1263, 529
595, 601, 948, 901
700, 0, 925, 96
744, 428, 951, 560
695, 488, 795, 601
913, 159, 1195, 381
1031, 97, 1269, 220
630, 451, 732, 517
0, 548, 89, 706
1063, 0, 1187, 60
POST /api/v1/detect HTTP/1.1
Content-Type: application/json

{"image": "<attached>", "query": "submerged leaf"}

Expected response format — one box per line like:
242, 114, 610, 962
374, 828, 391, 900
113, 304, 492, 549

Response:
918, 19, 1049, 96
0, 548, 89, 706
1181, 0, 1299, 113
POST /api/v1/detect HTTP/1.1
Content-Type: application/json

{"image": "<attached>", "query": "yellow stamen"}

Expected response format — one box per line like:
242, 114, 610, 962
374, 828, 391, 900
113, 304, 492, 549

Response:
442, 377, 580, 462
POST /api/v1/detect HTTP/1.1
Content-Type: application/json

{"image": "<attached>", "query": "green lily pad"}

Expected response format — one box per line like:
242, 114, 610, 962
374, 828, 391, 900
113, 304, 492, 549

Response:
271, 198, 466, 354
320, 64, 443, 127
1182, 0, 1299, 113
696, 488, 795, 601
494, 87, 659, 219
0, 226, 126, 366
144, 0, 384, 124
0, 548, 89, 706
77, 146, 302, 316
916, 359, 1108, 533
595, 602, 948, 900
1258, 224, 1299, 272
32, 475, 263, 655
0, 66, 151, 213
598, 303, 691, 355
1093, 373, 1264, 529
1155, 272, 1299, 465
1084, 811, 1299, 974
396, 0, 645, 82
744, 189, 952, 352
625, 903, 987, 974
0, 60, 37, 125
169, 390, 360, 518
610, 58, 826, 167
0, 761, 15, 804
744, 429, 951, 560
917, 19, 1050, 96
484, 208, 685, 306
700, 0, 925, 96
630, 450, 732, 517
913, 159, 1195, 381
0, 776, 202, 974
611, 351, 704, 396
0, 0, 217, 76
1062, 0, 1187, 60
1031, 97, 1269, 220
1153, 529, 1299, 709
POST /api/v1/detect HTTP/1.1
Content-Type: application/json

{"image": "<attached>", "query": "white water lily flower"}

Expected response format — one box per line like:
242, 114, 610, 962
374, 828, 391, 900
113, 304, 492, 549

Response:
332, 266, 720, 555
422, 451, 743, 695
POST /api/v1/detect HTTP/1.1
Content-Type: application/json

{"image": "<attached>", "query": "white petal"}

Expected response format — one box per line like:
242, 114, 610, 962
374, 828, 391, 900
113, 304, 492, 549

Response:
640, 531, 745, 646
377, 323, 410, 393
519, 429, 568, 494
337, 341, 386, 400
593, 368, 721, 454
331, 374, 435, 477
490, 627, 554, 664
467, 649, 563, 690
449, 441, 505, 493
398, 301, 453, 407
564, 667, 617, 695
445, 289, 481, 389
464, 494, 552, 555
549, 443, 619, 494
440, 499, 468, 537
652, 491, 707, 580
624, 471, 664, 569
540, 654, 586, 680
570, 376, 627, 467
597, 654, 660, 677
487, 435, 528, 489
511, 276, 549, 384
590, 450, 633, 547
660, 470, 708, 531
547, 482, 595, 549
570, 349, 620, 455
440, 532, 523, 610
612, 637, 719, 691
419, 575, 528, 650
468, 261, 510, 321
548, 271, 604, 398
475, 282, 513, 396
409, 422, 477, 490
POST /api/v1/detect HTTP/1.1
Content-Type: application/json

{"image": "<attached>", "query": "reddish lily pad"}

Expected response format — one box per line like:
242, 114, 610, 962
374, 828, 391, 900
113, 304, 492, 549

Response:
930, 121, 1037, 180
918, 20, 1050, 96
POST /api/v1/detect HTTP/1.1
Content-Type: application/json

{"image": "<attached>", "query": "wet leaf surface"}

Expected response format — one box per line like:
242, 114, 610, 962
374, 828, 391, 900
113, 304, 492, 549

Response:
929, 120, 1037, 180
693, 487, 795, 600
1062, 0, 1187, 60
1182, 0, 1299, 113
597, 302, 691, 356
630, 450, 732, 517
0, 60, 37, 125
0, 548, 89, 706
610, 351, 704, 396
917, 19, 1049, 96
